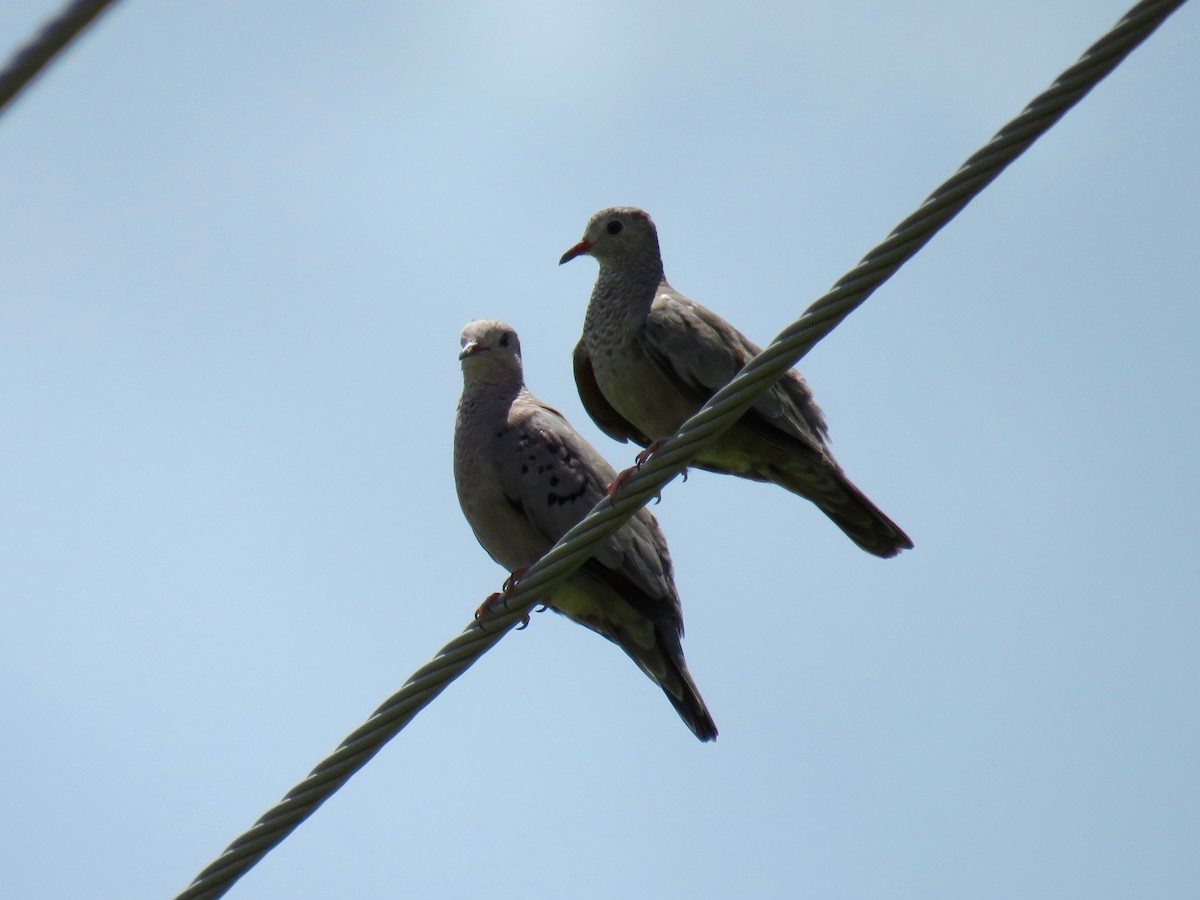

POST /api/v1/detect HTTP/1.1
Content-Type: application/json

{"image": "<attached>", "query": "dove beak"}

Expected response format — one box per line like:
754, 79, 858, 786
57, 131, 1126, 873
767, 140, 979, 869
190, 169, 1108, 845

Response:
458, 340, 481, 360
559, 239, 592, 265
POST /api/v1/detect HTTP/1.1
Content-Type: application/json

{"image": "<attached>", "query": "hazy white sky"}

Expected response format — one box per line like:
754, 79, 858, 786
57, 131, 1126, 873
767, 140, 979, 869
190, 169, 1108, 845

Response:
2, 2, 1197, 898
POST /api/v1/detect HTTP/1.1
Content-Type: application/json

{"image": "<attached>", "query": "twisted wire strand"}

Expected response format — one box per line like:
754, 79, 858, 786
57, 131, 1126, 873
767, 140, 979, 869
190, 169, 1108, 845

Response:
0, 0, 120, 115
177, 1, 1185, 896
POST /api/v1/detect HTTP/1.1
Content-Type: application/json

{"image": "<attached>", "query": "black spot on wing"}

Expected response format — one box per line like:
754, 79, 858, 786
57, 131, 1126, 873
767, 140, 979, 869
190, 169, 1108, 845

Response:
547, 479, 588, 507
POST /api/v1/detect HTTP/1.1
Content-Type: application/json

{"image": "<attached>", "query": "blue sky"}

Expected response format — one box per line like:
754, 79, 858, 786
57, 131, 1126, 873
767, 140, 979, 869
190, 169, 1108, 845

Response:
2, 2, 1197, 898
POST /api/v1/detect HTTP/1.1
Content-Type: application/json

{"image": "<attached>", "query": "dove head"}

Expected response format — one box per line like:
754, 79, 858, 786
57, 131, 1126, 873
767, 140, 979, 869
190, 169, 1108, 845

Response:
458, 319, 524, 384
559, 207, 664, 277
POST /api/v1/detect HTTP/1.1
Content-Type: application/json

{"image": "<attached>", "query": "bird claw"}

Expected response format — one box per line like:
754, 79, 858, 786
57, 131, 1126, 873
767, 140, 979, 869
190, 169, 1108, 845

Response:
634, 438, 668, 467
475, 567, 536, 627
606, 438, 686, 500
606, 466, 636, 497
607, 439, 668, 499
517, 604, 549, 630
502, 566, 529, 593
474, 591, 507, 622
606, 465, 664, 503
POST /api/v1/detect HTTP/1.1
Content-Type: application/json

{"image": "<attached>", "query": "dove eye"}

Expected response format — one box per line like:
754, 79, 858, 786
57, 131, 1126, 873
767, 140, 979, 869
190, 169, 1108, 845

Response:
499, 333, 510, 347
606, 220, 623, 235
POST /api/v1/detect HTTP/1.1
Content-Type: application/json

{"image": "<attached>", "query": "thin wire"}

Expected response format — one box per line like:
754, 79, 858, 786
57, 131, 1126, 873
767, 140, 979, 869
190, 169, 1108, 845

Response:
176, 1, 1186, 897
0, 0, 120, 116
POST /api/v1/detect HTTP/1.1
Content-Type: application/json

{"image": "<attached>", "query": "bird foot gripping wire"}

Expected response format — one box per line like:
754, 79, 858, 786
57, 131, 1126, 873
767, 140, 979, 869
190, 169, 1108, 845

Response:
474, 567, 547, 629
606, 438, 687, 500
634, 438, 669, 469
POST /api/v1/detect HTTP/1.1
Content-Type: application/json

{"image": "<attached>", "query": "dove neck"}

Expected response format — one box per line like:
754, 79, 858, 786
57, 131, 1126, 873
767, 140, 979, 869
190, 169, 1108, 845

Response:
593, 258, 664, 320
462, 370, 524, 405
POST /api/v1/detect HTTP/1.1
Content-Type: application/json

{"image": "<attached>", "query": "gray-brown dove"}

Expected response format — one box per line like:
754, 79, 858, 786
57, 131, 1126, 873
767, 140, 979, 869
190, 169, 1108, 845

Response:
561, 206, 912, 559
453, 319, 717, 742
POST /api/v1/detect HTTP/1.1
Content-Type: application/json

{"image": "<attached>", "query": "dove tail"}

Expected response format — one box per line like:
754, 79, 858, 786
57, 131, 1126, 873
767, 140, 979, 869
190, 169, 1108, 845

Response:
811, 471, 913, 559
622, 633, 717, 742
636, 641, 717, 742
661, 664, 719, 742
550, 571, 718, 741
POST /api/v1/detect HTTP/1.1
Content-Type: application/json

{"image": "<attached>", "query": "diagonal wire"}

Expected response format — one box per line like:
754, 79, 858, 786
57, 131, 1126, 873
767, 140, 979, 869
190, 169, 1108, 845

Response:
176, 1, 1187, 897
0, 0, 120, 116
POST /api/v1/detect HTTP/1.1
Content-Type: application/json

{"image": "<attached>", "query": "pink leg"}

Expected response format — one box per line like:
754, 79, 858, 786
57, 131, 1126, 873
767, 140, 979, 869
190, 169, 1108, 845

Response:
475, 567, 533, 627
634, 437, 669, 467
606, 438, 686, 497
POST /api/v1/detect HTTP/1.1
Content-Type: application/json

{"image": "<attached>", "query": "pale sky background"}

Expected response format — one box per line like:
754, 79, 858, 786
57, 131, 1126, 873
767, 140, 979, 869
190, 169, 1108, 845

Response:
1, 2, 1197, 898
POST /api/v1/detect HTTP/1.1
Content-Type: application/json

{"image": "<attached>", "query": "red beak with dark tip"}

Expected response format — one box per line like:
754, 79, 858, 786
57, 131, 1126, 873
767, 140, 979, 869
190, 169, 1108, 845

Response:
559, 240, 592, 265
